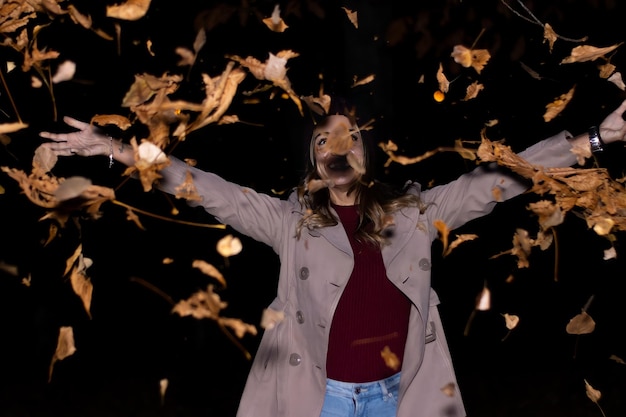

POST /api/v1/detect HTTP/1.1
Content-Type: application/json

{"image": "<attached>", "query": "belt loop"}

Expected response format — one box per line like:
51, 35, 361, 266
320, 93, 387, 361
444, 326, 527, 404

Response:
379, 378, 390, 400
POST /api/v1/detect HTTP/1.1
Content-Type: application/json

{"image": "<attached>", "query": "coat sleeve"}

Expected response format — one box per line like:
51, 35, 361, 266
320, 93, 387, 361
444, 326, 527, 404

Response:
420, 131, 577, 234
155, 156, 291, 251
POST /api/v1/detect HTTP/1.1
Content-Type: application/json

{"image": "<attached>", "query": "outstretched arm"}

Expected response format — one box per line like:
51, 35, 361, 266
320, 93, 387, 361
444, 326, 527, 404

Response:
39, 116, 136, 167
567, 99, 626, 149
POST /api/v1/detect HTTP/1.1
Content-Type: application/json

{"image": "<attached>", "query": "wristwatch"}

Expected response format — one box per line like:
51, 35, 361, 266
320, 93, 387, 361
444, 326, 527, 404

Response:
588, 126, 604, 153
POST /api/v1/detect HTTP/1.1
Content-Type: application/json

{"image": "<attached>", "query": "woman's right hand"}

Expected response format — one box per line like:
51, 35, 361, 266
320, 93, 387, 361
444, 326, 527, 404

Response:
39, 116, 112, 158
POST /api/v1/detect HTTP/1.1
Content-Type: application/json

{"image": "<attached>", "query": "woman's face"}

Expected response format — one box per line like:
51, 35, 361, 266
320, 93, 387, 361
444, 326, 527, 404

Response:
312, 115, 365, 189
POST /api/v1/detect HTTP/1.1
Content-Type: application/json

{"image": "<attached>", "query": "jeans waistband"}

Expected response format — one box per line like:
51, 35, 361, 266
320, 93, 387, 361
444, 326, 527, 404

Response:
326, 372, 401, 399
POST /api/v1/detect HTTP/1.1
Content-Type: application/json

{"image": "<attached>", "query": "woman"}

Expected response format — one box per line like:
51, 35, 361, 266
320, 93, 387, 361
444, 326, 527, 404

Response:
40, 99, 626, 417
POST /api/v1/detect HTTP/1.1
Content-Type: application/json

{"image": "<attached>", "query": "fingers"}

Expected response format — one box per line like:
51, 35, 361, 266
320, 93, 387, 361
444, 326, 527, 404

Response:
63, 116, 91, 130
39, 131, 64, 141
39, 142, 73, 156
616, 99, 626, 117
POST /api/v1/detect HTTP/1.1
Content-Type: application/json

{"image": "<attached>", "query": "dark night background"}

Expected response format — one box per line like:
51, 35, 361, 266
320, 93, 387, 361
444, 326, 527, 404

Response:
1, 1, 626, 416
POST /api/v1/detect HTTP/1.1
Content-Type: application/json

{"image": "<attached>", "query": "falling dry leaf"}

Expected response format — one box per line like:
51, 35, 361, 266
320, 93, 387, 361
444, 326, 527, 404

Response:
121, 138, 171, 192
174, 170, 202, 201
598, 62, 616, 79
443, 234, 478, 257
159, 378, 168, 405
566, 310, 596, 335
192, 259, 226, 287
543, 23, 558, 52
451, 45, 491, 73
463, 81, 484, 101
475, 286, 491, 311
436, 63, 450, 93
380, 346, 400, 371
262, 4, 288, 33
561, 43, 622, 64
91, 114, 133, 130
543, 85, 575, 122
584, 379, 602, 403
106, 0, 152, 21
502, 313, 520, 330
342, 7, 358, 28
352, 74, 375, 88
48, 326, 77, 382
217, 234, 243, 257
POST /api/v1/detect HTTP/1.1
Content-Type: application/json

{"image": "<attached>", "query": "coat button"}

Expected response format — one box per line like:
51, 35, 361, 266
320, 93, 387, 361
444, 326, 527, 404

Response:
289, 353, 302, 366
418, 258, 431, 271
296, 310, 305, 323
299, 267, 309, 280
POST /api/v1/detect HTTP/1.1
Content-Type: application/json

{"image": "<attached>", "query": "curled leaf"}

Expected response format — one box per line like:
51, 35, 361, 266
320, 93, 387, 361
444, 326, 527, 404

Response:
566, 310, 596, 335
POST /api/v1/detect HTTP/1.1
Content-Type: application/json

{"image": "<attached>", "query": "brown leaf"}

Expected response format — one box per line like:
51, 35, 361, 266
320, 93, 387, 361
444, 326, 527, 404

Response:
172, 284, 227, 320
584, 379, 602, 403
70, 263, 93, 317
91, 114, 133, 130
174, 170, 202, 201
436, 63, 450, 93
451, 45, 491, 73
352, 74, 375, 88
543, 86, 575, 122
67, 4, 92, 29
566, 310, 596, 335
502, 313, 520, 330
443, 233, 478, 257
561, 43, 622, 64
342, 7, 358, 28
543, 23, 558, 52
463, 81, 484, 101
262, 4, 288, 33
192, 259, 226, 287
106, 0, 151, 21
48, 326, 76, 382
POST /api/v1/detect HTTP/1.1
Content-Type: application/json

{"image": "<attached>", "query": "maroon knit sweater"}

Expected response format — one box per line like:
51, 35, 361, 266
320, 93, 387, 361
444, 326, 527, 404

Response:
326, 204, 411, 382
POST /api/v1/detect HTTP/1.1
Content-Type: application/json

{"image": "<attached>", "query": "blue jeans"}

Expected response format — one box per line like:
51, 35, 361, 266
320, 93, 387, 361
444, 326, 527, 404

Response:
320, 372, 400, 417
